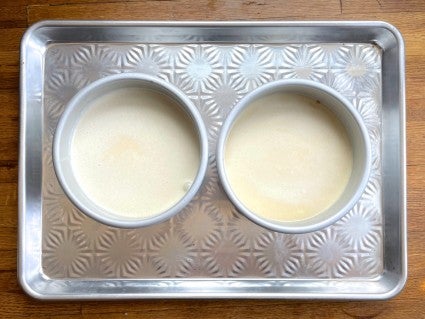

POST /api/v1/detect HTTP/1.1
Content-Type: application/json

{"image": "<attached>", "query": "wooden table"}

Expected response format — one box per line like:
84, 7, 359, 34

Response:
1, 1, 424, 317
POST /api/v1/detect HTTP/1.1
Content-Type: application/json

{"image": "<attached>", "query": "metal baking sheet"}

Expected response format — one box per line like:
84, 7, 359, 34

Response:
19, 21, 406, 300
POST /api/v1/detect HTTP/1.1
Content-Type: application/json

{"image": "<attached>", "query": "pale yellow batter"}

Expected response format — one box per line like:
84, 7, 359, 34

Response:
71, 87, 200, 219
225, 92, 353, 222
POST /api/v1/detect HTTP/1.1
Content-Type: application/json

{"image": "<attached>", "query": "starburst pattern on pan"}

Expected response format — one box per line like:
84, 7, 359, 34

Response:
40, 42, 384, 280
43, 66, 86, 170
253, 232, 303, 277
204, 44, 236, 65
192, 97, 223, 146
354, 102, 382, 173
100, 44, 133, 67
261, 45, 287, 68
200, 232, 250, 277
361, 175, 382, 205
228, 45, 275, 91
174, 44, 222, 95
227, 212, 268, 246
43, 180, 80, 227
150, 231, 197, 277
138, 220, 172, 251
122, 44, 169, 77
68, 210, 109, 249
203, 74, 246, 118
71, 44, 121, 85
320, 70, 356, 100
45, 44, 79, 73
44, 69, 86, 135
358, 238, 383, 276
291, 232, 316, 251
333, 44, 381, 92
203, 198, 239, 227
335, 204, 382, 251
281, 45, 327, 80
42, 133, 55, 169
153, 44, 186, 63
199, 155, 234, 226
369, 136, 382, 173
174, 201, 223, 245
43, 225, 91, 278
151, 45, 186, 83
321, 43, 344, 68
306, 228, 355, 278
355, 96, 381, 140
353, 75, 382, 136
126, 257, 162, 278
96, 229, 142, 278
199, 154, 237, 223
199, 154, 220, 199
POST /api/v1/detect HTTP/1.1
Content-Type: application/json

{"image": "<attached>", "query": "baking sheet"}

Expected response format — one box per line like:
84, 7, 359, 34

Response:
19, 21, 406, 299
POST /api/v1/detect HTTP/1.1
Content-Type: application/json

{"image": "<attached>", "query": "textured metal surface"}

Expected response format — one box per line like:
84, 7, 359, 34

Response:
19, 21, 406, 299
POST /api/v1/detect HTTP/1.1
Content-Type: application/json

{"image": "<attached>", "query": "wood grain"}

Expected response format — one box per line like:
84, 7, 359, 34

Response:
1, 0, 424, 317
